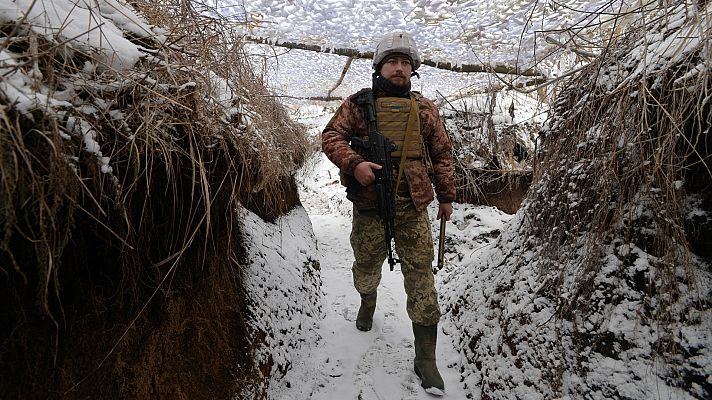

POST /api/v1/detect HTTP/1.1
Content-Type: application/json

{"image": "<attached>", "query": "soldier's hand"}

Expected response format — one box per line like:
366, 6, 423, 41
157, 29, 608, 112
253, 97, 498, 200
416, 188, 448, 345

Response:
437, 202, 453, 221
354, 161, 382, 186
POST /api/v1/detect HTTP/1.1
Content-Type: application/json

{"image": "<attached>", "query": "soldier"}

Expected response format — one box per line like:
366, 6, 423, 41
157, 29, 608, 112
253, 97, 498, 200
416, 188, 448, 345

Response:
321, 31, 456, 395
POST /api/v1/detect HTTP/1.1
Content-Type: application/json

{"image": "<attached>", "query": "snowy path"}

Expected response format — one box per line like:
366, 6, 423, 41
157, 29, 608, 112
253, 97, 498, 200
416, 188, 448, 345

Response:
285, 154, 469, 399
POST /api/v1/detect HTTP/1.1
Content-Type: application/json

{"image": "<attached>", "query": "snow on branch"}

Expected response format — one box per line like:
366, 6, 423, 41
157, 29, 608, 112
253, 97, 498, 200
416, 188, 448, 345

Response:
245, 35, 547, 78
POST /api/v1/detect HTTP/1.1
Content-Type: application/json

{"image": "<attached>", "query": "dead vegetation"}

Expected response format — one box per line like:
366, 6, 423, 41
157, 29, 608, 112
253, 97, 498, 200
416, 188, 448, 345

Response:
0, 1, 311, 399
440, 88, 540, 213
526, 0, 711, 311
441, 2, 711, 398
518, 0, 712, 394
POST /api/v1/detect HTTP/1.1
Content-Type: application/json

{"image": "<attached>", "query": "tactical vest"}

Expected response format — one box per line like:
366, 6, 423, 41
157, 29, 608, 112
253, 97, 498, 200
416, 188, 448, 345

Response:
351, 89, 428, 197
352, 89, 424, 160
375, 95, 423, 160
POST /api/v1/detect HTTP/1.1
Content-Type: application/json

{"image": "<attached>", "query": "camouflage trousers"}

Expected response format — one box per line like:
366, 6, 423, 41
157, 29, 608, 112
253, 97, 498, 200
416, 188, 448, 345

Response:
350, 196, 441, 326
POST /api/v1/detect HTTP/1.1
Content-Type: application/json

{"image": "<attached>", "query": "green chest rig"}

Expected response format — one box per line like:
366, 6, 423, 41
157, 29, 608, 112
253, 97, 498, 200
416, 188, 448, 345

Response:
375, 95, 423, 160
354, 89, 424, 196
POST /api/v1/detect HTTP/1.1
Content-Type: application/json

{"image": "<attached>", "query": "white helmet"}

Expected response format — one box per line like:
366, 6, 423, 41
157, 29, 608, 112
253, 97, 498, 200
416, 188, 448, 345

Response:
372, 31, 421, 71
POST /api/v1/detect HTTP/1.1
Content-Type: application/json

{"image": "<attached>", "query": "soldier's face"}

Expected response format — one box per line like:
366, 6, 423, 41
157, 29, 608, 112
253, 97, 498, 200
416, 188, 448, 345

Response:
380, 55, 412, 87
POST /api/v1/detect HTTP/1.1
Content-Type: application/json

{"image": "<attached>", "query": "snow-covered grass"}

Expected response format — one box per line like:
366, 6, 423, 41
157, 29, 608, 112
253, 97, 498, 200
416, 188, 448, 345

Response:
1, 1, 313, 397
436, 2, 712, 399
4, 1, 709, 399
247, 90, 517, 398
441, 207, 712, 399
0, 0, 165, 180
249, 3, 712, 397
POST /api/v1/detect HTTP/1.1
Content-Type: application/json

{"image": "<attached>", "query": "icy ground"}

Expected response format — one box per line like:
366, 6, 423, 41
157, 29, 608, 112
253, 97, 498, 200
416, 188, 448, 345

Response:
271, 151, 508, 399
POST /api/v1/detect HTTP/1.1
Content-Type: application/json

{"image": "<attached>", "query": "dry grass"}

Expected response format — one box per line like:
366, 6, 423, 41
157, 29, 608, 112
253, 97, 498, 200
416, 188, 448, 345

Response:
525, 0, 711, 333
440, 87, 538, 212
0, 1, 311, 398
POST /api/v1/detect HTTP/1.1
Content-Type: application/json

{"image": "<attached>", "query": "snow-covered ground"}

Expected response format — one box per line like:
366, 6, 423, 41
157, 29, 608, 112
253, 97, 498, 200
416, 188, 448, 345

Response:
239, 104, 514, 399
3, 0, 708, 398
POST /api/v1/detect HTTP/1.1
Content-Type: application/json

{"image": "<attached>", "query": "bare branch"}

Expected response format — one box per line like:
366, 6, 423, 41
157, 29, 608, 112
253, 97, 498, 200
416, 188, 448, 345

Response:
327, 56, 353, 99
245, 35, 547, 78
544, 36, 598, 60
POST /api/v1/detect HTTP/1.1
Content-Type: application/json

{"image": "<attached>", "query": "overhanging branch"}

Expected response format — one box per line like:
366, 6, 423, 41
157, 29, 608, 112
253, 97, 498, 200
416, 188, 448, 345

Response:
245, 36, 547, 78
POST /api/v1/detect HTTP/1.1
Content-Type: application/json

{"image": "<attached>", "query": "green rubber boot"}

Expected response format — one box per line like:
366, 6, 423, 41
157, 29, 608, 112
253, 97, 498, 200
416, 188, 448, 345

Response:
355, 292, 377, 331
413, 323, 445, 395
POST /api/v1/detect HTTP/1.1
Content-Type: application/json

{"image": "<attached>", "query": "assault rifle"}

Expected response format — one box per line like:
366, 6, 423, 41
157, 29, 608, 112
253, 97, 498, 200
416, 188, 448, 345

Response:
350, 90, 400, 271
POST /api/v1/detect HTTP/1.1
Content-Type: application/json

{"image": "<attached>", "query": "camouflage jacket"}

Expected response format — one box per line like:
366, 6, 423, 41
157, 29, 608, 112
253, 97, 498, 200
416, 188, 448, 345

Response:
321, 90, 456, 211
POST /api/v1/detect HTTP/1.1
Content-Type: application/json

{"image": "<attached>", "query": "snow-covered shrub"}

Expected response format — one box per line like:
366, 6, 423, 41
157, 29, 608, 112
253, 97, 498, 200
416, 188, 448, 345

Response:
440, 89, 544, 212
0, 1, 313, 398
442, 1, 712, 398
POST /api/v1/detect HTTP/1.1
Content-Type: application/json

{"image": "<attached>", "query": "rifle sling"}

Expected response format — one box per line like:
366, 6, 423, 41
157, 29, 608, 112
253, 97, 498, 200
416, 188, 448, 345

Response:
394, 95, 419, 195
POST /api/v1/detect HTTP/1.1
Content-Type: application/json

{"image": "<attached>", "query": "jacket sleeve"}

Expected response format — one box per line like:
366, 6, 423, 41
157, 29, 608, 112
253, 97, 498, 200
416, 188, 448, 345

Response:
420, 98, 456, 204
321, 97, 365, 175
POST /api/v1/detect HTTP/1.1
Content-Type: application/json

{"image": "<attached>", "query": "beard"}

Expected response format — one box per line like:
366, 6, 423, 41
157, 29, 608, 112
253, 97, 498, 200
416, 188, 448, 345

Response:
387, 74, 409, 87
373, 74, 411, 97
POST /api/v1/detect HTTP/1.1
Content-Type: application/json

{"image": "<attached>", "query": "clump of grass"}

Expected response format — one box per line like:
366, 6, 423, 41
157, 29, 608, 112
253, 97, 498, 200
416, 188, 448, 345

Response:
525, 0, 710, 351
0, 0, 312, 398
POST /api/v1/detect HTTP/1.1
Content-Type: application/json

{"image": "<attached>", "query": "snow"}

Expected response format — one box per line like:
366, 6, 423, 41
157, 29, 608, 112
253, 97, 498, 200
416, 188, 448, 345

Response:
220, 0, 633, 74
0, 0, 172, 184
591, 1, 712, 93
0, 0, 163, 71
238, 4, 712, 390
243, 43, 488, 101
217, 0, 652, 106
238, 98, 517, 398
2, 0, 710, 398
238, 205, 323, 397
0, 0, 161, 112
